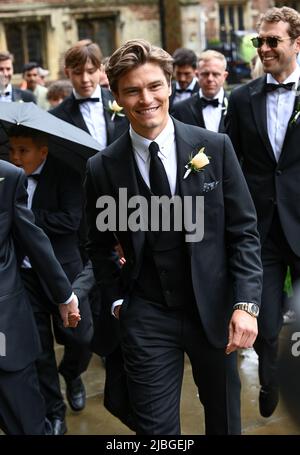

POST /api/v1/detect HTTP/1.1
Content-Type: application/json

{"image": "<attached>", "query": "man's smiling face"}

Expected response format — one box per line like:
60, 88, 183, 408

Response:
113, 62, 171, 140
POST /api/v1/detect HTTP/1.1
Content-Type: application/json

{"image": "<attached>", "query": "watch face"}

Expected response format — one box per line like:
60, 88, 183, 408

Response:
250, 303, 259, 316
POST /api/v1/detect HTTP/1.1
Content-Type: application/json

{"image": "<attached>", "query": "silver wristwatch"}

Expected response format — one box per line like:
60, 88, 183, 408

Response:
233, 302, 259, 318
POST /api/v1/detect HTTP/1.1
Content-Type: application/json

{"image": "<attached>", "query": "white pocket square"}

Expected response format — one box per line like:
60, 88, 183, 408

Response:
203, 180, 219, 193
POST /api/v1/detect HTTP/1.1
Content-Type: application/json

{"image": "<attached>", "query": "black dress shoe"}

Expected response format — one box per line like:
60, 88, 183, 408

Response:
51, 418, 67, 435
259, 386, 279, 417
65, 376, 86, 412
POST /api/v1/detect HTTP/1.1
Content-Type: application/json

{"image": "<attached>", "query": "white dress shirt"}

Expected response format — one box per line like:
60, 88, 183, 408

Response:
266, 66, 300, 162
130, 117, 177, 196
74, 84, 107, 149
173, 77, 198, 105
199, 87, 224, 133
0, 83, 12, 102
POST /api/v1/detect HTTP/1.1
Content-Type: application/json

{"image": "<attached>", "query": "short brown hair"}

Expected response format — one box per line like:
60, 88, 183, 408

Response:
0, 51, 14, 63
106, 39, 173, 93
64, 39, 102, 69
8, 125, 48, 148
257, 6, 300, 40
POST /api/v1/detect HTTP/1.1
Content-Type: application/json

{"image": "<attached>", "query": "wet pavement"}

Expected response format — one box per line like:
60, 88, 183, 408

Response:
59, 327, 300, 436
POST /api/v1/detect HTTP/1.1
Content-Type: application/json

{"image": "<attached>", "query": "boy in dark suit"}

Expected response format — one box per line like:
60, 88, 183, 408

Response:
9, 126, 87, 434
0, 158, 79, 434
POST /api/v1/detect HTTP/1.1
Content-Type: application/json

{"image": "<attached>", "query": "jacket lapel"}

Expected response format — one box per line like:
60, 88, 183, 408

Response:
101, 88, 115, 143
65, 95, 90, 133
101, 132, 144, 262
250, 76, 276, 162
218, 93, 228, 133
190, 94, 205, 128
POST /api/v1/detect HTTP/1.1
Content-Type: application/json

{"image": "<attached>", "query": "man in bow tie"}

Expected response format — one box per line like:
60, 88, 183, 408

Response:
172, 50, 229, 133
225, 6, 300, 419
169, 47, 199, 109
85, 38, 263, 435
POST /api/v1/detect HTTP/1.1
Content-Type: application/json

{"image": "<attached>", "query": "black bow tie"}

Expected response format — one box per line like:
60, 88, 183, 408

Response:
200, 97, 219, 108
75, 97, 100, 104
29, 174, 40, 181
265, 82, 295, 92
175, 88, 192, 94
0, 91, 10, 97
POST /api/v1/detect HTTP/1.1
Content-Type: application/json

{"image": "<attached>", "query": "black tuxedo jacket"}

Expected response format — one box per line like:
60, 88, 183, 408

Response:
50, 87, 128, 146
85, 118, 262, 348
225, 75, 300, 256
171, 92, 228, 133
12, 87, 36, 103
169, 80, 200, 111
31, 155, 82, 276
0, 161, 72, 372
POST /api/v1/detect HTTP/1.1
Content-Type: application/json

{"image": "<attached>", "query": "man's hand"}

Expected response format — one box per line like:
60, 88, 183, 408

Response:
226, 309, 258, 355
59, 294, 81, 328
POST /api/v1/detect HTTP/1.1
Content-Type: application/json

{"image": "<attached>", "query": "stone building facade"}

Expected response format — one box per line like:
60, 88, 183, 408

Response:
0, 0, 298, 80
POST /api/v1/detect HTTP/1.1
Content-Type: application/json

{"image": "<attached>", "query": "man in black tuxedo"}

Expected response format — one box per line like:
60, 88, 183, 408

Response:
0, 159, 79, 434
225, 6, 300, 419
0, 52, 36, 103
172, 50, 229, 133
50, 39, 134, 428
85, 39, 263, 435
169, 47, 199, 110
8, 126, 87, 434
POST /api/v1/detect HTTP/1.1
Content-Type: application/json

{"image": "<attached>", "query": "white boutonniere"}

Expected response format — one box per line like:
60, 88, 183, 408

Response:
0, 178, 4, 182
290, 100, 300, 126
221, 97, 228, 116
107, 100, 125, 121
183, 147, 210, 179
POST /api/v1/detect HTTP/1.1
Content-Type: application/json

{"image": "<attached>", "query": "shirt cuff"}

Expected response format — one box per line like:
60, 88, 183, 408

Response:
112, 299, 124, 317
60, 292, 75, 305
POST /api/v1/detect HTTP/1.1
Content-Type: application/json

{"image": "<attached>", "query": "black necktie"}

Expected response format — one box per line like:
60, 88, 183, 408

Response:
75, 97, 100, 104
200, 97, 219, 108
149, 142, 171, 198
265, 82, 295, 92
29, 174, 40, 181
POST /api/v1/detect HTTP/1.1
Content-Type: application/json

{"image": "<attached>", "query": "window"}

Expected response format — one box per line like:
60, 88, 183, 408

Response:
5, 21, 46, 73
219, 2, 245, 43
77, 17, 116, 57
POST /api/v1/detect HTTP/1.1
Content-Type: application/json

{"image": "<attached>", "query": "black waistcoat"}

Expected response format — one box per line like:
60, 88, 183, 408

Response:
132, 161, 195, 308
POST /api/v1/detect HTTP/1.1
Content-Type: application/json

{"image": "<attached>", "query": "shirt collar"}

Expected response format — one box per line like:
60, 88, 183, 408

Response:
130, 116, 175, 163
175, 77, 198, 92
267, 65, 300, 85
73, 84, 102, 101
199, 87, 224, 104
30, 159, 47, 176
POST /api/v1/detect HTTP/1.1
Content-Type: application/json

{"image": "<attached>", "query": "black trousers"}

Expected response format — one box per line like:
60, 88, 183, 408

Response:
254, 210, 300, 388
119, 296, 241, 435
0, 363, 46, 435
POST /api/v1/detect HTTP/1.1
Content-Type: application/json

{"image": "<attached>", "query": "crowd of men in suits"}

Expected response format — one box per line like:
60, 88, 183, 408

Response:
1, 4, 300, 435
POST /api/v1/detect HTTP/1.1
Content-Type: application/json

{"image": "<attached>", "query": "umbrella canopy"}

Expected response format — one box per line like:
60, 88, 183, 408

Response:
0, 102, 102, 174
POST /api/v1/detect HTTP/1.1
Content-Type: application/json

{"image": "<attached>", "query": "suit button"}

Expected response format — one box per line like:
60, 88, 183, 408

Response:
276, 170, 282, 175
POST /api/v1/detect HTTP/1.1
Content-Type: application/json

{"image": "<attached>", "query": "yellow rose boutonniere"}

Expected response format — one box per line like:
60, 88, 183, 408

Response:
0, 178, 4, 182
183, 147, 210, 179
107, 100, 125, 121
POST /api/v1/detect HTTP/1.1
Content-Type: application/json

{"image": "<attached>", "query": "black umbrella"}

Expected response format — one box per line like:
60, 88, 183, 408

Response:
0, 102, 102, 174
